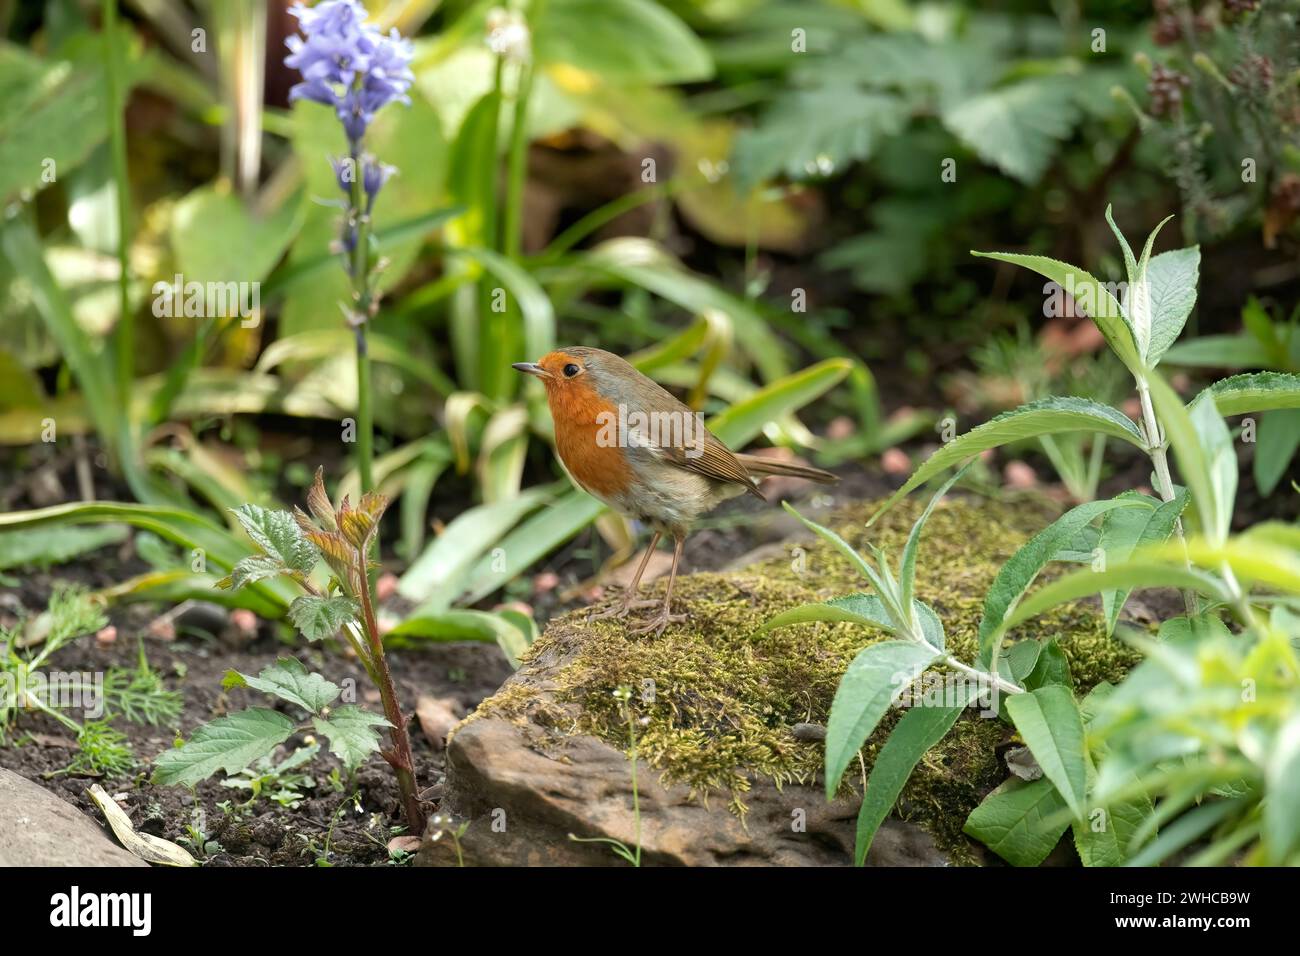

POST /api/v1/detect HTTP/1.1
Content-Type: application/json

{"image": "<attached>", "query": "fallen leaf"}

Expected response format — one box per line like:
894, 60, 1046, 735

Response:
87, 784, 198, 867
416, 696, 460, 750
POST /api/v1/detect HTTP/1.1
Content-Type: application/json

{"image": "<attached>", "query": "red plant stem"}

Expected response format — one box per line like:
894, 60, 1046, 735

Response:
357, 572, 424, 834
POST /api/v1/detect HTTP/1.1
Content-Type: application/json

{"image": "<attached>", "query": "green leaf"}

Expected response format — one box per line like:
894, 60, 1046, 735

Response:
871, 397, 1145, 523
397, 489, 549, 609
824, 641, 941, 798
1161, 334, 1277, 369
1125, 799, 1243, 867
1254, 409, 1300, 496
286, 594, 359, 643
152, 708, 296, 787
854, 696, 973, 865
223, 554, 285, 590
764, 593, 944, 649
1003, 561, 1231, 631
0, 524, 128, 570
228, 657, 340, 715
230, 504, 319, 574
1149, 375, 1233, 545
707, 358, 852, 449
900, 464, 970, 619
312, 705, 389, 774
1021, 638, 1073, 691
1145, 247, 1201, 366
389, 608, 535, 669
1190, 371, 1300, 415
941, 78, 1078, 184
971, 252, 1142, 374
732, 86, 907, 188
1104, 207, 1175, 363
1073, 790, 1154, 867
1266, 712, 1300, 863
171, 185, 302, 287
963, 777, 1071, 867
977, 497, 1146, 667
536, 0, 713, 85
1098, 490, 1189, 633
1006, 686, 1088, 819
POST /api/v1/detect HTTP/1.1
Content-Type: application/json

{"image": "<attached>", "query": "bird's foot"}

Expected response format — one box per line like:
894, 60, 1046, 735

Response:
587, 597, 660, 622
627, 604, 687, 637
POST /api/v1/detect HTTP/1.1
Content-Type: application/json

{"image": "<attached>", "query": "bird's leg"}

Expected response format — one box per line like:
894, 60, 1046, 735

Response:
588, 531, 662, 621
630, 534, 688, 636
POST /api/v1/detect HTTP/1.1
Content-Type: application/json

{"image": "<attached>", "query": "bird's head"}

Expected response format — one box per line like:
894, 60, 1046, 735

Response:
513, 346, 635, 404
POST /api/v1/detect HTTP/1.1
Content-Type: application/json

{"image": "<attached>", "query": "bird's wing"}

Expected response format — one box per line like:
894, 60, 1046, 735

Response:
623, 415, 765, 500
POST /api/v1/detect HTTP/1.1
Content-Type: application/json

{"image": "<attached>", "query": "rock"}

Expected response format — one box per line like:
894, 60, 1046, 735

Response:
0, 768, 147, 866
415, 695, 460, 751
417, 499, 1139, 868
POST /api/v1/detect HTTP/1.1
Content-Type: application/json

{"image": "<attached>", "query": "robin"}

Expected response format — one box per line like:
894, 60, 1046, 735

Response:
514, 347, 837, 635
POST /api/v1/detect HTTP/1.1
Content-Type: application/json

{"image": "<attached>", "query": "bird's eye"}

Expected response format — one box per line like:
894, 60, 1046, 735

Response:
563, 363, 580, 378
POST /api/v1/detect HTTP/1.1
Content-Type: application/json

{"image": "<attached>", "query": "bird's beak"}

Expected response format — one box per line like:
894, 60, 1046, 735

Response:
512, 362, 550, 379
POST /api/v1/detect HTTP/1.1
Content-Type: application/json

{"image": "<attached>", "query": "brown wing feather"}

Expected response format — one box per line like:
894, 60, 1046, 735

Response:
664, 436, 766, 500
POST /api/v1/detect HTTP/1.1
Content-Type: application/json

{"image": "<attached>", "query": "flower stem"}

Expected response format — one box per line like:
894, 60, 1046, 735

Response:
357, 566, 423, 834
348, 147, 375, 494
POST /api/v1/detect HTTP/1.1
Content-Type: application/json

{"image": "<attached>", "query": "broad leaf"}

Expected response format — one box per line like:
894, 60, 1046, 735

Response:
286, 594, 360, 643
824, 641, 942, 798
1145, 247, 1200, 366
941, 78, 1077, 184
1005, 686, 1088, 819
764, 594, 945, 650
972, 252, 1142, 374
230, 504, 319, 574
964, 777, 1071, 867
1072, 790, 1154, 867
152, 708, 296, 787
389, 608, 535, 669
870, 397, 1145, 522
312, 705, 390, 774
537, 0, 713, 85
977, 497, 1146, 667
225, 657, 339, 715
223, 554, 285, 590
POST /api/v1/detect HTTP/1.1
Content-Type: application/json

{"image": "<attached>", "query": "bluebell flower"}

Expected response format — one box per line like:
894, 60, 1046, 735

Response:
285, 0, 414, 147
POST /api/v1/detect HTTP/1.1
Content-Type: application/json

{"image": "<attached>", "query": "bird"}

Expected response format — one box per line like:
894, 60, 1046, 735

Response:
514, 346, 838, 635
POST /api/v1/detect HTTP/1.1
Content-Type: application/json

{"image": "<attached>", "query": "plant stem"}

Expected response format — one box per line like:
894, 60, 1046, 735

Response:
347, 146, 375, 495
1136, 378, 1198, 616
502, 58, 534, 260
357, 569, 424, 833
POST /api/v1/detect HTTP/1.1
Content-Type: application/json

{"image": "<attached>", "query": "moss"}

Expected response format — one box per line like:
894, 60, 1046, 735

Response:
467, 497, 1141, 862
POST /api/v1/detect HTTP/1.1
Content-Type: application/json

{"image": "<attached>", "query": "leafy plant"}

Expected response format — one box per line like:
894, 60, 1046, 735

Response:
223, 743, 319, 809
769, 205, 1300, 866
151, 469, 424, 832
1163, 296, 1300, 494
102, 641, 183, 727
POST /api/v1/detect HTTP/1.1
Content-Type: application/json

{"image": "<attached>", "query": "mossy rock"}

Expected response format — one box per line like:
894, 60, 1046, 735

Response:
417, 497, 1139, 867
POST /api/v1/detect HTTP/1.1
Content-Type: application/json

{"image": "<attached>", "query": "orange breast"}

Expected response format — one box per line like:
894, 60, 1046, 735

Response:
547, 382, 634, 501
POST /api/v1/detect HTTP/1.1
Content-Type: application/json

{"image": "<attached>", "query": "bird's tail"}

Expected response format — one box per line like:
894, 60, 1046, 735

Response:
736, 453, 838, 484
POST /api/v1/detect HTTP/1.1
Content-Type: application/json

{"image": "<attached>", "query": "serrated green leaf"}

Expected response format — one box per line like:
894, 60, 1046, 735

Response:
972, 252, 1142, 374
964, 776, 1071, 867
223, 554, 285, 590
1006, 686, 1088, 819
230, 504, 319, 574
1190, 371, 1300, 415
287, 594, 359, 643
1145, 247, 1200, 366
941, 78, 1078, 184
237, 657, 339, 715
312, 705, 389, 773
871, 398, 1145, 523
977, 497, 1147, 667
824, 641, 941, 799
152, 708, 296, 787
